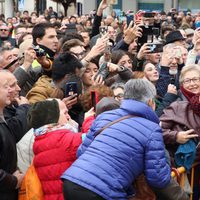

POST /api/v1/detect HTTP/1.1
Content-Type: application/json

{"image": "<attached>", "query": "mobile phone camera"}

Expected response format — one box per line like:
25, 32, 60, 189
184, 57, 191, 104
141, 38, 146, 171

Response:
33, 46, 46, 57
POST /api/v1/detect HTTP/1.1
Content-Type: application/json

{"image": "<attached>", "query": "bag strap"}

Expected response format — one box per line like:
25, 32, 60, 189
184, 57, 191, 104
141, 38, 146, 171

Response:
95, 115, 135, 137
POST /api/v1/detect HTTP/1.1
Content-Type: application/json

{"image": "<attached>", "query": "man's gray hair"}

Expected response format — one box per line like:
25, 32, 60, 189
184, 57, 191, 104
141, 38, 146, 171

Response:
124, 79, 156, 104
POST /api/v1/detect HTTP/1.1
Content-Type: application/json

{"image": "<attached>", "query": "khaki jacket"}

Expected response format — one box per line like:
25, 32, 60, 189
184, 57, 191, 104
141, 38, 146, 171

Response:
26, 75, 63, 104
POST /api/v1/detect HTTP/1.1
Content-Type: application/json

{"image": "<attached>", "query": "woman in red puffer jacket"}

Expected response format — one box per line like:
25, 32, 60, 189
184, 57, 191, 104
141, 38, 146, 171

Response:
28, 99, 86, 200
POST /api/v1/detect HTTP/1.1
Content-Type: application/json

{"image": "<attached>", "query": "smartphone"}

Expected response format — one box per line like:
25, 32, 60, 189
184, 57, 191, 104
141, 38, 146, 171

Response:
148, 43, 163, 53
94, 63, 109, 81
143, 12, 154, 18
118, 11, 126, 24
170, 77, 175, 84
65, 82, 78, 97
99, 26, 108, 36
126, 14, 134, 26
66, 24, 77, 33
137, 25, 153, 49
152, 27, 160, 36
104, 45, 111, 54
90, 91, 99, 110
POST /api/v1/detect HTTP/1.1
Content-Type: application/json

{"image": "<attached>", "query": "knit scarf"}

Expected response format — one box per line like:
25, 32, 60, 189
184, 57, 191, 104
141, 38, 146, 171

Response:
181, 86, 200, 115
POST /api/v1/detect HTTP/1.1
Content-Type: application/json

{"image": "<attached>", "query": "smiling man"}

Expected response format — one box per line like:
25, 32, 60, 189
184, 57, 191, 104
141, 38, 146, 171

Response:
0, 70, 29, 200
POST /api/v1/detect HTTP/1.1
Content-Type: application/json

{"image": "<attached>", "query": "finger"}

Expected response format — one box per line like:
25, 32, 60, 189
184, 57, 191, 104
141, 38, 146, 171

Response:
98, 75, 103, 84
101, 32, 109, 40
68, 97, 78, 103
137, 26, 143, 32
96, 75, 101, 83
186, 134, 199, 139
185, 129, 195, 135
128, 20, 133, 29
124, 23, 127, 30
88, 107, 95, 112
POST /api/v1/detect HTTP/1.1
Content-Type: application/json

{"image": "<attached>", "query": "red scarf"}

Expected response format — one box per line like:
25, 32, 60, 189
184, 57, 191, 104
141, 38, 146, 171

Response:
181, 86, 200, 115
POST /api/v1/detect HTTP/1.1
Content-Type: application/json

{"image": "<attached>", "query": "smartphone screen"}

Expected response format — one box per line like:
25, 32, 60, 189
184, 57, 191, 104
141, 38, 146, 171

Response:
126, 15, 134, 26
91, 91, 99, 110
65, 82, 78, 97
148, 43, 163, 53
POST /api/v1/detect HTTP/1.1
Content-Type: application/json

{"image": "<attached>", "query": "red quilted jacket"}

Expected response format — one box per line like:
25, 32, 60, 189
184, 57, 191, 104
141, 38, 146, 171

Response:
33, 128, 83, 200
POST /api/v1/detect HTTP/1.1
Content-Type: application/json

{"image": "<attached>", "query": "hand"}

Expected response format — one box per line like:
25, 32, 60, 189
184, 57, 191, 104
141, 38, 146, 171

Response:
14, 96, 29, 105
84, 107, 95, 119
161, 45, 176, 66
192, 28, 200, 48
107, 62, 119, 73
167, 84, 177, 95
176, 129, 198, 144
137, 43, 151, 60
92, 74, 104, 86
36, 56, 52, 70
173, 46, 183, 65
124, 22, 142, 45
84, 34, 109, 61
192, 28, 200, 54
13, 170, 24, 189
193, 38, 200, 54
134, 19, 143, 25
97, 0, 108, 16
62, 95, 78, 110
22, 48, 36, 70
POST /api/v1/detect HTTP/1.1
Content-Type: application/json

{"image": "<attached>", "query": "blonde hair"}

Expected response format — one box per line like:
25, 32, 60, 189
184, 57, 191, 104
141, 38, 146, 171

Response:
179, 64, 200, 84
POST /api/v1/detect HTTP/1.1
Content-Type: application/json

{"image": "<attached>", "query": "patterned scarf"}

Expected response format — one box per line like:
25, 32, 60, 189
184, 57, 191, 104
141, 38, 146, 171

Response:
34, 122, 78, 137
181, 86, 200, 115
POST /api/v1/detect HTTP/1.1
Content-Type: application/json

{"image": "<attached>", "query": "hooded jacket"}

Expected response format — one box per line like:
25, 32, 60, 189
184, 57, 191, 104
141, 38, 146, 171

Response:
62, 99, 171, 200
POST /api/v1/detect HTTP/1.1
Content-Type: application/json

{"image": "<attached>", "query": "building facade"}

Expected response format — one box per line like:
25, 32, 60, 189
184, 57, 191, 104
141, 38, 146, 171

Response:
1, 0, 200, 19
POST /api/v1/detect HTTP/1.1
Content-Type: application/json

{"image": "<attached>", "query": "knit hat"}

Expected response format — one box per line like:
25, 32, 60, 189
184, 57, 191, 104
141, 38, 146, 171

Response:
27, 99, 60, 129
52, 52, 83, 81
165, 30, 185, 44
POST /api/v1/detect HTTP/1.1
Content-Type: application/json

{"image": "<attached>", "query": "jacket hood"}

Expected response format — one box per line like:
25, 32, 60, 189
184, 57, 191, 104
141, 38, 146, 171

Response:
120, 99, 160, 124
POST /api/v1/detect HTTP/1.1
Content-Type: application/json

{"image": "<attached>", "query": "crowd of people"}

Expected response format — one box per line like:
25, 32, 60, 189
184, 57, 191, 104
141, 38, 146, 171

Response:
0, 0, 200, 199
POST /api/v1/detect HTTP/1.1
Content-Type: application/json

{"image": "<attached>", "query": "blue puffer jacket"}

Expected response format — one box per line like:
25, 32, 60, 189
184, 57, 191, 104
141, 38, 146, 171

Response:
61, 100, 171, 200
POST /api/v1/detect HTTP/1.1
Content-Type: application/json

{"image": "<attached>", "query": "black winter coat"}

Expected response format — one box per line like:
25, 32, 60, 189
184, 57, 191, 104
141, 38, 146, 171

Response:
0, 104, 29, 200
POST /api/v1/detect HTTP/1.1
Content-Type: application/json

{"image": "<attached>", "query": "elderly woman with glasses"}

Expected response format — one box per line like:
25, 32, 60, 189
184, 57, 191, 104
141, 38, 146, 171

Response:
160, 64, 200, 200
160, 64, 200, 156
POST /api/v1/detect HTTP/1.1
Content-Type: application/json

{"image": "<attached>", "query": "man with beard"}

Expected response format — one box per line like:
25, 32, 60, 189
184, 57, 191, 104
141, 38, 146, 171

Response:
156, 44, 184, 98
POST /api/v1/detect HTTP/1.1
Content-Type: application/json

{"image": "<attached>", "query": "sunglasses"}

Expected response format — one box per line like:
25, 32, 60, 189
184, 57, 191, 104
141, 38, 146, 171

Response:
0, 29, 9, 31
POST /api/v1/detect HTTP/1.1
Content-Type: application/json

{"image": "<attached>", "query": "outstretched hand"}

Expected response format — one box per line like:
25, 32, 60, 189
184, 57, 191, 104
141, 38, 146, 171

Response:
176, 129, 198, 144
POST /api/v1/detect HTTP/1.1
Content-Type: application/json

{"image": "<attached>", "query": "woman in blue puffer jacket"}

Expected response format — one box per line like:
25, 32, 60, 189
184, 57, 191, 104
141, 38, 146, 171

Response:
61, 79, 171, 200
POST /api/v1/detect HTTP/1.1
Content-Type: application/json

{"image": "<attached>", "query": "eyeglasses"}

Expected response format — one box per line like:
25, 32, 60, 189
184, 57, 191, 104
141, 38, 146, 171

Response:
183, 77, 200, 85
114, 93, 124, 100
72, 51, 86, 59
